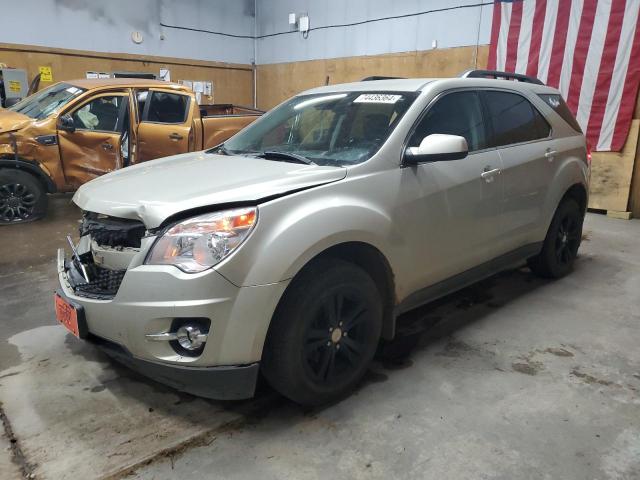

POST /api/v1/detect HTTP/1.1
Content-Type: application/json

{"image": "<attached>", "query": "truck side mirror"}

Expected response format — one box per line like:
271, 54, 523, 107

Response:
404, 134, 468, 164
58, 114, 76, 133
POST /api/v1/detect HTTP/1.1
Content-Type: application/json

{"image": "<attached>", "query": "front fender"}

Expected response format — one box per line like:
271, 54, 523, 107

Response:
215, 189, 394, 287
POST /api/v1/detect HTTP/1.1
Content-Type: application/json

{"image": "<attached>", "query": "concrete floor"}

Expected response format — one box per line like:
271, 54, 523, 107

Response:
0, 196, 639, 479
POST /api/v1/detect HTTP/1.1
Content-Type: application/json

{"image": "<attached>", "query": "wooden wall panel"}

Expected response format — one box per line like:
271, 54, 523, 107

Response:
589, 120, 639, 213
0, 43, 254, 106
256, 45, 489, 109
628, 93, 640, 217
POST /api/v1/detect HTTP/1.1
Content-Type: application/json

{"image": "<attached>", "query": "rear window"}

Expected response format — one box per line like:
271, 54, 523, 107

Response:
538, 94, 582, 133
483, 91, 551, 147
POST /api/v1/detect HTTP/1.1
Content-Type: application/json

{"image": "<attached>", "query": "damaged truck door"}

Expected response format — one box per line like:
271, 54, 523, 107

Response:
57, 92, 130, 188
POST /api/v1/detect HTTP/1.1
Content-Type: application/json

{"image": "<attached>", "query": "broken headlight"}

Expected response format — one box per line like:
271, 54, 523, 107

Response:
145, 207, 257, 273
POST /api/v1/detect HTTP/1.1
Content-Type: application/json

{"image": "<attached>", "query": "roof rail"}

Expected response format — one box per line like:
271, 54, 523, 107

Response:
459, 69, 544, 85
361, 76, 406, 81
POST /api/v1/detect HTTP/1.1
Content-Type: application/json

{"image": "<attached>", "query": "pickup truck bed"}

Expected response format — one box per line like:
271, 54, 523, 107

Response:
199, 104, 263, 147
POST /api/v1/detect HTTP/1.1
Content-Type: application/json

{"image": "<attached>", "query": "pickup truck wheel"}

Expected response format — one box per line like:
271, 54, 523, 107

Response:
528, 198, 583, 278
262, 259, 382, 406
0, 169, 48, 225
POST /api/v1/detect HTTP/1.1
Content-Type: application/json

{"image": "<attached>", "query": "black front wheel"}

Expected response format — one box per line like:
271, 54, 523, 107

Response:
262, 259, 382, 406
0, 169, 48, 225
528, 198, 583, 278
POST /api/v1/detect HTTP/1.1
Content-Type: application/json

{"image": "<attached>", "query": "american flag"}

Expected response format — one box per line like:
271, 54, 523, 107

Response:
487, 0, 640, 151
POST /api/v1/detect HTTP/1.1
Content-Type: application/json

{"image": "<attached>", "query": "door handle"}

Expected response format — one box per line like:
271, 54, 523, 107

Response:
101, 142, 114, 151
544, 149, 557, 161
481, 167, 501, 183
169, 133, 184, 141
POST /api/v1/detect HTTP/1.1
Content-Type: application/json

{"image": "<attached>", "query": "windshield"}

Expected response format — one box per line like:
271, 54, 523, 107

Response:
218, 91, 417, 166
9, 83, 85, 120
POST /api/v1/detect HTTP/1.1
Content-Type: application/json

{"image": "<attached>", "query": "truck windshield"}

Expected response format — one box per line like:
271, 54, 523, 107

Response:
220, 91, 417, 166
9, 83, 85, 120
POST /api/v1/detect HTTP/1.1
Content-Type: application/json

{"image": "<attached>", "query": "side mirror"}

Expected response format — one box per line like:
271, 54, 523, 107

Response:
58, 114, 75, 133
404, 134, 468, 164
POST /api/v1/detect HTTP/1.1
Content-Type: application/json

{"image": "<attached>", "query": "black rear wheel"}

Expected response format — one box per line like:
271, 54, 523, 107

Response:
528, 198, 583, 278
0, 169, 48, 225
262, 259, 382, 406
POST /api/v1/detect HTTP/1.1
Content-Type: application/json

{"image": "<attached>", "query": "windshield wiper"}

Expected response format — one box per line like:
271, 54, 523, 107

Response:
259, 150, 316, 165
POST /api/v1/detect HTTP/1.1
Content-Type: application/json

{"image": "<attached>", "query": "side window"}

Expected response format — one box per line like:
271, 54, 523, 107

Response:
409, 91, 487, 152
532, 106, 551, 138
71, 95, 125, 132
144, 91, 189, 124
483, 91, 550, 147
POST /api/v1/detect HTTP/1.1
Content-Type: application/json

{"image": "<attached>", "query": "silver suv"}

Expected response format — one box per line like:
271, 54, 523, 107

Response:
55, 71, 589, 405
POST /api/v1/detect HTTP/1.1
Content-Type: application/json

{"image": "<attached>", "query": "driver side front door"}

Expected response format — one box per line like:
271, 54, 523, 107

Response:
58, 92, 129, 188
397, 90, 504, 296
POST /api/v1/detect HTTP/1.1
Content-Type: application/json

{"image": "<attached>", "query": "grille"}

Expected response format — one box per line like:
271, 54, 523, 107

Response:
73, 266, 126, 298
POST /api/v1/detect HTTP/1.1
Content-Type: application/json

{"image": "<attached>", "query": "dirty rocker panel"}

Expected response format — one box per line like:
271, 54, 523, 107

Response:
395, 242, 543, 316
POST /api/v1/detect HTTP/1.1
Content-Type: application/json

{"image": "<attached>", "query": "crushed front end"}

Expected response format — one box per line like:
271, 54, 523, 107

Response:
56, 211, 286, 400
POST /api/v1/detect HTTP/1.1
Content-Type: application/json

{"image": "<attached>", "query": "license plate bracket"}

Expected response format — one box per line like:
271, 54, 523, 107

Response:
54, 291, 88, 339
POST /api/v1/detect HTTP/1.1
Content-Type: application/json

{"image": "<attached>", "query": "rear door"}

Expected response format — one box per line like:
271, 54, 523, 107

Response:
481, 90, 554, 252
58, 92, 129, 188
399, 90, 504, 289
136, 89, 193, 162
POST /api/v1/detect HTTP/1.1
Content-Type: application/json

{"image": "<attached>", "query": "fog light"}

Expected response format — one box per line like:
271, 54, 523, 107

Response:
145, 318, 210, 357
176, 324, 207, 351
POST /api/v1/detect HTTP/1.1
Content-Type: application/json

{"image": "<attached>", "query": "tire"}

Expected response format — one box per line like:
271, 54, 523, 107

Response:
528, 198, 583, 278
0, 169, 48, 225
261, 259, 383, 406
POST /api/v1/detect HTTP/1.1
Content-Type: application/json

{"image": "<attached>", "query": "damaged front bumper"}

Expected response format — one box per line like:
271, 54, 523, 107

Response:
56, 229, 288, 399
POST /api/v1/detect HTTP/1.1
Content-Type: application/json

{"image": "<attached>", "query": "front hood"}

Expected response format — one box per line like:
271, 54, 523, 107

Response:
0, 109, 32, 134
73, 151, 346, 228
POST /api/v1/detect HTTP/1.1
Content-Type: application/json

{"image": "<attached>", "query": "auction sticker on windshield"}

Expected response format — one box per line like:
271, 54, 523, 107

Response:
354, 94, 402, 103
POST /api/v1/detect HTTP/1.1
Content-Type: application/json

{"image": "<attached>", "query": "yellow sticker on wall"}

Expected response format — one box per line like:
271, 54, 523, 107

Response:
8, 80, 21, 93
39, 66, 53, 82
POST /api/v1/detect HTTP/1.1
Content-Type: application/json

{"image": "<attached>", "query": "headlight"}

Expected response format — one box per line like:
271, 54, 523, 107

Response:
145, 207, 257, 273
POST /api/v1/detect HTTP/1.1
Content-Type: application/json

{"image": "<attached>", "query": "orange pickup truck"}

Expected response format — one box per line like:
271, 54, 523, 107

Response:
0, 78, 262, 224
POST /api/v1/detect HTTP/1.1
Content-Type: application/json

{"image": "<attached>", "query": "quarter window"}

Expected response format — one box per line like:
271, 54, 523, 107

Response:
538, 93, 582, 133
483, 91, 550, 147
144, 92, 189, 123
409, 91, 487, 152
71, 95, 126, 132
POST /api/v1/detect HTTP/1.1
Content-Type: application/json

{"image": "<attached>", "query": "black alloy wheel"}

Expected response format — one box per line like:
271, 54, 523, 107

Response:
555, 212, 581, 267
0, 182, 37, 222
262, 259, 382, 406
303, 289, 371, 385
0, 169, 48, 225
528, 197, 583, 278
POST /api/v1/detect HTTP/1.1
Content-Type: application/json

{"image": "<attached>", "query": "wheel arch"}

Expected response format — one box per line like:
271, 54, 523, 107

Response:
278, 241, 397, 341
561, 182, 588, 214
0, 158, 57, 193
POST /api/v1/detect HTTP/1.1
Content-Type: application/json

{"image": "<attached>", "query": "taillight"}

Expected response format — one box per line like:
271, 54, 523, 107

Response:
586, 143, 592, 166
